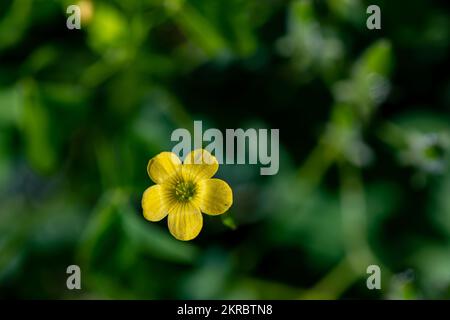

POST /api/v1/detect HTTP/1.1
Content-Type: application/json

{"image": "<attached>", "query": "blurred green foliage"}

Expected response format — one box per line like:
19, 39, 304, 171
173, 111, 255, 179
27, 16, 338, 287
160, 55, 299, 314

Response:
0, 0, 449, 299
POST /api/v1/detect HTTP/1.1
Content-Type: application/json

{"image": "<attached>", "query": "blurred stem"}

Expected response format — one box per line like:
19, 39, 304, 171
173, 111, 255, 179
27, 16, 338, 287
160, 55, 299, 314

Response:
338, 161, 375, 269
95, 136, 120, 189
377, 121, 409, 150
339, 162, 394, 294
77, 189, 127, 267
0, 0, 32, 50
301, 161, 386, 299
297, 141, 336, 193
81, 58, 128, 88
299, 256, 361, 299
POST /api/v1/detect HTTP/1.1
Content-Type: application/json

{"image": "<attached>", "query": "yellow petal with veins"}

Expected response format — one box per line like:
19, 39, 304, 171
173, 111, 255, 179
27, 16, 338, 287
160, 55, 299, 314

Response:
142, 185, 168, 221
183, 149, 218, 182
198, 178, 233, 215
167, 202, 203, 241
147, 152, 181, 184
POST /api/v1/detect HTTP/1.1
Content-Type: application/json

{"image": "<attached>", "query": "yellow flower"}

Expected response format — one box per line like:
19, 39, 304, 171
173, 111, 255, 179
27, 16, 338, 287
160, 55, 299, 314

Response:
141, 149, 233, 241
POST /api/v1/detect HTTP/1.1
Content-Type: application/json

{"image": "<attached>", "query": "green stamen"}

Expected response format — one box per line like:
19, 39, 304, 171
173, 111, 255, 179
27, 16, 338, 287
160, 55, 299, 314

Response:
174, 181, 197, 202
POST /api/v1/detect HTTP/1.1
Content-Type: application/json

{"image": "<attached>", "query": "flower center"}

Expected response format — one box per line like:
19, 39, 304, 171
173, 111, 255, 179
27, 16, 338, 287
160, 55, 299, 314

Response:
174, 180, 197, 202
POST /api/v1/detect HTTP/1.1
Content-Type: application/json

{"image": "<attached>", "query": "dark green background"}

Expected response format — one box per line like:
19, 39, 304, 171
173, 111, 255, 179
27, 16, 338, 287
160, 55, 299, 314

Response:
0, 0, 449, 299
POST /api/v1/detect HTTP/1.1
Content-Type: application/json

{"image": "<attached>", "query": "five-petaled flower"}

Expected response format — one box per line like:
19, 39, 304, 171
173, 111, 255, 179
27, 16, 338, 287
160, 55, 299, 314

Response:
141, 149, 233, 241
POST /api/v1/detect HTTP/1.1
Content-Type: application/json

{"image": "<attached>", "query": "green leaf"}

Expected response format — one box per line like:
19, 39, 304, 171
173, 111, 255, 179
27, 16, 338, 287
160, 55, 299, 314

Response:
169, 1, 228, 57
20, 80, 57, 173
354, 39, 393, 78
87, 4, 128, 53
0, 85, 22, 127
78, 191, 122, 267
221, 214, 237, 230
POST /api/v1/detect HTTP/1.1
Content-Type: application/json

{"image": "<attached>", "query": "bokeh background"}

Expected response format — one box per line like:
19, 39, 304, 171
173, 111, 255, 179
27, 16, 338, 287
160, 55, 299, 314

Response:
0, 0, 449, 299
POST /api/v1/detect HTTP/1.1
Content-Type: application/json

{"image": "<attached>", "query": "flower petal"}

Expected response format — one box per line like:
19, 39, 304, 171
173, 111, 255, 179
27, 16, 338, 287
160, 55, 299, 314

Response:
147, 152, 181, 184
167, 202, 203, 241
142, 185, 168, 221
183, 149, 218, 182
198, 178, 233, 215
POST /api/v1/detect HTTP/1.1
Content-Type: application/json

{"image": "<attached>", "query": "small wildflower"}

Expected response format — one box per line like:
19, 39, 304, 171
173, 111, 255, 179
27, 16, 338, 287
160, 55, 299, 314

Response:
142, 149, 233, 241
